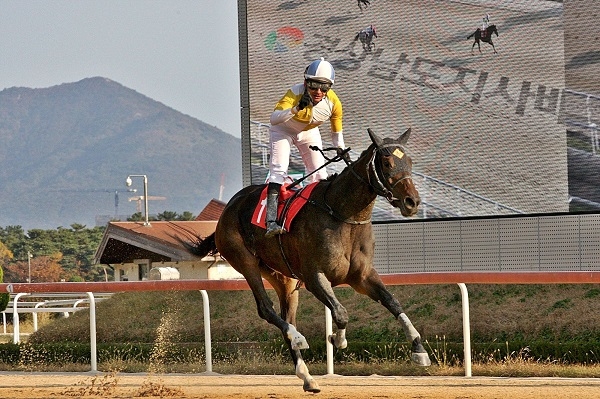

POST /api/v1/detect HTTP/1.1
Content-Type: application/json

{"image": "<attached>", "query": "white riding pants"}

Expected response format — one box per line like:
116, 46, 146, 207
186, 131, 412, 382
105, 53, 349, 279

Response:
267, 126, 328, 185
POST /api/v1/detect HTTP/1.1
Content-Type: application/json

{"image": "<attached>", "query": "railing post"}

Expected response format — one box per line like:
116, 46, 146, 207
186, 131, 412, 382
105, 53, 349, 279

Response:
325, 307, 334, 375
86, 292, 97, 372
457, 283, 472, 377
12, 293, 28, 344
200, 290, 212, 373
33, 302, 43, 331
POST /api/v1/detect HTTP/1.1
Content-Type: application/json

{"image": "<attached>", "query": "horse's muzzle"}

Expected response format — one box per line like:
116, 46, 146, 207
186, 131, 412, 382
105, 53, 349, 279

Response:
392, 194, 420, 217
404, 195, 421, 216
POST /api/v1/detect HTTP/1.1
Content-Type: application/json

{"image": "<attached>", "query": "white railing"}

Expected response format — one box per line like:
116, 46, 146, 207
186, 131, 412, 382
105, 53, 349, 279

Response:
2, 273, 599, 376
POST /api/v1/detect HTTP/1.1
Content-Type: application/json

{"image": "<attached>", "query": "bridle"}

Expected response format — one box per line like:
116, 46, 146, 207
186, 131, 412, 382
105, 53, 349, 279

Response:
351, 143, 414, 205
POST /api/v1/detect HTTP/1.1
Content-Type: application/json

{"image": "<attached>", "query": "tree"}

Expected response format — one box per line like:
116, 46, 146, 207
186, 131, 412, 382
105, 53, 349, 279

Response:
0, 241, 11, 311
0, 224, 107, 282
127, 210, 196, 222
0, 241, 13, 260
157, 211, 179, 221
176, 211, 196, 221
3, 254, 64, 283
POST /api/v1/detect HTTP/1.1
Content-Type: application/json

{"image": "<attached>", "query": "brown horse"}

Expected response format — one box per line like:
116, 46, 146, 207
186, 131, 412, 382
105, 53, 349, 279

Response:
187, 128, 431, 392
467, 24, 499, 54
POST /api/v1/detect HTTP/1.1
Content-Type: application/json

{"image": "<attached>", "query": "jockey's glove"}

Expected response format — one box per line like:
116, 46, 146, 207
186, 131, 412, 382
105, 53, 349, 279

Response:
298, 89, 313, 110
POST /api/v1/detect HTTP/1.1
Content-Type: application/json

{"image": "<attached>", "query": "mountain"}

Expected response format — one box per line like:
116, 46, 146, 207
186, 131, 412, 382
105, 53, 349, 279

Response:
0, 77, 242, 230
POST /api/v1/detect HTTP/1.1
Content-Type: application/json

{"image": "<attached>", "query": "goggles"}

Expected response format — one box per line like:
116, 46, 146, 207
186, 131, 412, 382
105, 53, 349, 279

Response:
306, 80, 331, 92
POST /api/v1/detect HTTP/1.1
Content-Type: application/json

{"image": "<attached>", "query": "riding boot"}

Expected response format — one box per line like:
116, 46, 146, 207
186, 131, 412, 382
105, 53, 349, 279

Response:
265, 182, 285, 237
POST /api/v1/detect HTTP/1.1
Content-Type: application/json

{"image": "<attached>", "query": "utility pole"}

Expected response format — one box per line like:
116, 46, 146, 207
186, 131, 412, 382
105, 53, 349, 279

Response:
27, 251, 33, 283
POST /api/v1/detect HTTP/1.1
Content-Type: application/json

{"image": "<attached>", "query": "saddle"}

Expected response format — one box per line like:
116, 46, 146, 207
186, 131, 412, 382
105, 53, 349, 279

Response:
251, 182, 319, 231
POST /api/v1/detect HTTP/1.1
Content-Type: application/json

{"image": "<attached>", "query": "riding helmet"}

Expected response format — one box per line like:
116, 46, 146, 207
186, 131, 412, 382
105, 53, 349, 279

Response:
304, 58, 335, 85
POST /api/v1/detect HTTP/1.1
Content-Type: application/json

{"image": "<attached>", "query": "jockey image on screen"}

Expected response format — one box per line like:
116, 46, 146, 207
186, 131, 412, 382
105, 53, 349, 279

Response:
355, 25, 377, 51
481, 13, 490, 36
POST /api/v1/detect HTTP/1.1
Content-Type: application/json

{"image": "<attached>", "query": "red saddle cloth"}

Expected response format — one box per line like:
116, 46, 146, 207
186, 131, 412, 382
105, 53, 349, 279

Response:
251, 182, 318, 232
480, 29, 487, 38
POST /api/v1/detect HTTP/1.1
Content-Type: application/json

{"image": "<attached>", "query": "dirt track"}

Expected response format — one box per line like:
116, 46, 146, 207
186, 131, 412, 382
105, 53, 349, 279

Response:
1, 372, 600, 398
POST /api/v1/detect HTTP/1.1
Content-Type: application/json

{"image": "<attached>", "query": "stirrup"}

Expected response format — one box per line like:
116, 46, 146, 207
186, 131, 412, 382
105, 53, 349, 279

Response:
265, 221, 285, 237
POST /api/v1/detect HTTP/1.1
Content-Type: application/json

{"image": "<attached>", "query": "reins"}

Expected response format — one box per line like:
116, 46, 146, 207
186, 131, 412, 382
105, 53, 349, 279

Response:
273, 142, 413, 281
307, 143, 413, 224
286, 146, 351, 190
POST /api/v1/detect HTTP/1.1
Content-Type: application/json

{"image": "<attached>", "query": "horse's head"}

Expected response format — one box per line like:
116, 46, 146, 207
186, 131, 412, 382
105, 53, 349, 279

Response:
367, 128, 420, 217
490, 24, 498, 36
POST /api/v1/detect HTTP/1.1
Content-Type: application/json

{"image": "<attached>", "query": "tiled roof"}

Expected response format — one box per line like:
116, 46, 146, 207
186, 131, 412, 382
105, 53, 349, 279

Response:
94, 221, 217, 264
195, 199, 226, 221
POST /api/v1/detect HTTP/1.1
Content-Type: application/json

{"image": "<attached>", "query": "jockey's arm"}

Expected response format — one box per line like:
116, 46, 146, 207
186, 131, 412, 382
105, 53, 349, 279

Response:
270, 87, 302, 125
329, 96, 344, 148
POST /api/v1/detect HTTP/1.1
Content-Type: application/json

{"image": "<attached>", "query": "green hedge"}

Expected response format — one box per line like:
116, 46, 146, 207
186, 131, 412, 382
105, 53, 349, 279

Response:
1, 340, 598, 366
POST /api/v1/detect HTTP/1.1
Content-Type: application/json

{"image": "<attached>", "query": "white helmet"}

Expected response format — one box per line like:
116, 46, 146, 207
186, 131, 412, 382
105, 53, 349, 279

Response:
304, 57, 335, 84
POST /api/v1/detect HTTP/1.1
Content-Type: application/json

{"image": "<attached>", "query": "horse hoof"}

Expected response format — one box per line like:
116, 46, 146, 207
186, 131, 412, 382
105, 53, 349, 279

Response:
411, 352, 432, 367
303, 379, 321, 393
292, 337, 309, 350
328, 334, 347, 349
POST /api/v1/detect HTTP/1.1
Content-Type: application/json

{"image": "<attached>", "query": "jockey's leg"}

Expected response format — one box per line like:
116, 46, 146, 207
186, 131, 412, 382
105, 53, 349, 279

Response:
268, 129, 293, 183
266, 129, 292, 237
265, 182, 285, 237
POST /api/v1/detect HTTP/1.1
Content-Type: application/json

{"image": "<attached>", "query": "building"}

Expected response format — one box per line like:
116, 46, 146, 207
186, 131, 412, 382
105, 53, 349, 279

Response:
93, 200, 243, 281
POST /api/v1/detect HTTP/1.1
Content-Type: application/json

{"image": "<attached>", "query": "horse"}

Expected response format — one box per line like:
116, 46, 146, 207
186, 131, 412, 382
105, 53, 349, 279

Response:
187, 128, 431, 393
467, 24, 498, 54
355, 25, 377, 51
357, 0, 370, 11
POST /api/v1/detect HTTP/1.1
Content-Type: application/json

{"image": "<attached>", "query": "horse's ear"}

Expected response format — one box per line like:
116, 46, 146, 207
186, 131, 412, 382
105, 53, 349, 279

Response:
398, 128, 411, 144
368, 128, 384, 147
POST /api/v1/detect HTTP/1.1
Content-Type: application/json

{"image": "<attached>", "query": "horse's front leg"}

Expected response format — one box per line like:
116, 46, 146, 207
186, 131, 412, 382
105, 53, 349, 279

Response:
353, 270, 432, 367
304, 272, 349, 350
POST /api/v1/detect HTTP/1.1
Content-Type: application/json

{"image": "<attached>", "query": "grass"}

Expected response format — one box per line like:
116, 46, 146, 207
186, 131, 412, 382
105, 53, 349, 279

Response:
2, 285, 600, 376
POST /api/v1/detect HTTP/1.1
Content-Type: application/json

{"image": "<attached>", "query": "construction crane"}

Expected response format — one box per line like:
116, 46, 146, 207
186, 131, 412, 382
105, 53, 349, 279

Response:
52, 188, 137, 217
128, 195, 167, 213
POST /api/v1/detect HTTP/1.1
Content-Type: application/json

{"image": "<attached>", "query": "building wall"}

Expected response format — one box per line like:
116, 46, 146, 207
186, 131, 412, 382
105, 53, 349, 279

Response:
113, 259, 243, 281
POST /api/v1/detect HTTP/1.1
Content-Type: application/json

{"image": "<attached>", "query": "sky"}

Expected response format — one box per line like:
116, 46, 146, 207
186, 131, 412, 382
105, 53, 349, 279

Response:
0, 0, 241, 137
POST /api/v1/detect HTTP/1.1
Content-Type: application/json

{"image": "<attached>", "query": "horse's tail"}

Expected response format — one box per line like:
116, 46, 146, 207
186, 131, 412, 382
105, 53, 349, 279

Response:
354, 32, 359, 41
183, 232, 218, 258
467, 30, 476, 40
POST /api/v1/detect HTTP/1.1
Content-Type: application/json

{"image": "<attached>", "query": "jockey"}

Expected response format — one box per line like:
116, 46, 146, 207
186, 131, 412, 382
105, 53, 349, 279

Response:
481, 14, 490, 36
482, 14, 490, 30
265, 58, 344, 237
364, 25, 377, 38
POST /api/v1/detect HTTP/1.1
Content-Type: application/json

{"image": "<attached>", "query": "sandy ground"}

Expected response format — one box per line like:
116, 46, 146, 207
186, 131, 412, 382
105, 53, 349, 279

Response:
1, 372, 600, 399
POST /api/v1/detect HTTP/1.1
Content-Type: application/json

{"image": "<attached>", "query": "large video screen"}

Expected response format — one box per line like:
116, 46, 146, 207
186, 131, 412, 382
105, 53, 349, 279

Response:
240, 0, 600, 220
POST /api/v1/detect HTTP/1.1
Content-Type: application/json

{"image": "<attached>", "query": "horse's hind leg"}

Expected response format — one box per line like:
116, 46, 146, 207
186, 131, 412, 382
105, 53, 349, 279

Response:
351, 270, 431, 366
262, 270, 320, 393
